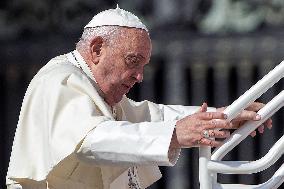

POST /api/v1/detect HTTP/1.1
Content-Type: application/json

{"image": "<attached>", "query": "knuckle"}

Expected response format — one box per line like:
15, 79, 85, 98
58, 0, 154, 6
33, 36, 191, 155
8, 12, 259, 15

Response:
214, 130, 229, 138
196, 136, 203, 144
204, 139, 211, 146
206, 112, 214, 119
216, 131, 223, 137
222, 131, 230, 137
220, 120, 228, 127
215, 131, 221, 137
226, 121, 231, 127
250, 112, 257, 117
225, 131, 230, 137
197, 126, 204, 132
219, 131, 225, 137
195, 112, 202, 118
196, 139, 201, 145
211, 120, 217, 128
199, 138, 205, 144
227, 122, 234, 129
196, 121, 203, 127
209, 140, 215, 147
258, 102, 265, 108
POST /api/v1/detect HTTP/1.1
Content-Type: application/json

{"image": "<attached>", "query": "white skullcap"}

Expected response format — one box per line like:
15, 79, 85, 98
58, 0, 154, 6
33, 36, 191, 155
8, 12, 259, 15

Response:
84, 5, 148, 32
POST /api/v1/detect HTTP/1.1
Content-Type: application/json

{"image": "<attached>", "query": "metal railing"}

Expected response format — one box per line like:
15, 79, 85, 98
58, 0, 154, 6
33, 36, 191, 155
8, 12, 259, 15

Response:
199, 60, 284, 189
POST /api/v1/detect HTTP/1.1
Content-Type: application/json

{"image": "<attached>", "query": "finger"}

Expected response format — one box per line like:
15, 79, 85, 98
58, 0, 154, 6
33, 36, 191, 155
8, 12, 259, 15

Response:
197, 112, 227, 120
230, 120, 245, 129
250, 131, 257, 137
202, 119, 231, 129
246, 102, 265, 112
264, 118, 273, 129
258, 124, 264, 134
198, 138, 222, 147
233, 110, 261, 121
198, 102, 208, 113
208, 129, 230, 138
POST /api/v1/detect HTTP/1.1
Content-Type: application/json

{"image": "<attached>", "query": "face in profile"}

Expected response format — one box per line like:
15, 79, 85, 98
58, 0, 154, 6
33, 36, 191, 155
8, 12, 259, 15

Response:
94, 28, 152, 106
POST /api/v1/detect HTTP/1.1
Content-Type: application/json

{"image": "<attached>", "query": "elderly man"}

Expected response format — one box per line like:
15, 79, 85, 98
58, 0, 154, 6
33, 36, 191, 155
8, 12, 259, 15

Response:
7, 6, 271, 189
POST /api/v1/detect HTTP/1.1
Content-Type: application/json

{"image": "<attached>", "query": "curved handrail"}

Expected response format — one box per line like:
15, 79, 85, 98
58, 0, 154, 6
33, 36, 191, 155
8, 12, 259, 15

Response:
212, 90, 284, 161
210, 60, 284, 161
223, 60, 284, 122
208, 134, 284, 174
213, 163, 284, 189
199, 60, 284, 189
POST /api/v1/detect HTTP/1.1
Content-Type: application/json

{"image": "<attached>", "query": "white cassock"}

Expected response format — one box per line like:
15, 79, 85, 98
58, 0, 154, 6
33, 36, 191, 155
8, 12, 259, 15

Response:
6, 50, 215, 189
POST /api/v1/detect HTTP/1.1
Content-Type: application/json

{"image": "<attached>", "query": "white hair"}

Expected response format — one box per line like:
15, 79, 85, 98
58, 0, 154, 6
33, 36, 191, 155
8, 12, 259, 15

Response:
76, 26, 121, 52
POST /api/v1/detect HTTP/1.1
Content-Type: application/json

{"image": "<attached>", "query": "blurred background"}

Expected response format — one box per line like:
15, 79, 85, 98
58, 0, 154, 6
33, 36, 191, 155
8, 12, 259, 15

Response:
1, 0, 284, 188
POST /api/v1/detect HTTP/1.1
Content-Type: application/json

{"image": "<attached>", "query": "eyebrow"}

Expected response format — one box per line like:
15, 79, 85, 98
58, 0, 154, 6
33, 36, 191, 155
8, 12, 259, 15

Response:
125, 53, 145, 60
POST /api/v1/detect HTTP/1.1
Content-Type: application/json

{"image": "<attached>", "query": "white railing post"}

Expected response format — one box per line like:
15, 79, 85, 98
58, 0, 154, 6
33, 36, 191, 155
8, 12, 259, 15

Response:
198, 60, 284, 189
199, 146, 212, 189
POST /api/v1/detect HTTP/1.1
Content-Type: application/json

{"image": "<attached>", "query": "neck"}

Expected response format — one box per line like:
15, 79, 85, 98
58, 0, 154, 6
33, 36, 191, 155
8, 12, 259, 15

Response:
106, 98, 116, 107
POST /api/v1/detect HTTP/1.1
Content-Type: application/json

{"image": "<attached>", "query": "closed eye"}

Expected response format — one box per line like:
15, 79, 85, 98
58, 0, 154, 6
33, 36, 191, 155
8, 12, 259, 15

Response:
125, 54, 144, 69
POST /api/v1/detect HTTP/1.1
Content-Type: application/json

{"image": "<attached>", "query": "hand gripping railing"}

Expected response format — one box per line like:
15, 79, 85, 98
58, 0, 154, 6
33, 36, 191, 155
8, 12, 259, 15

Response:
199, 60, 284, 189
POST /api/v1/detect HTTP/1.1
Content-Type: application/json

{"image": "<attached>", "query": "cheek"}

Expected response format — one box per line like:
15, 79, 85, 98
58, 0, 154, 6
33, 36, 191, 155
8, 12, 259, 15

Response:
100, 57, 130, 85
106, 70, 124, 89
120, 71, 133, 81
101, 62, 118, 82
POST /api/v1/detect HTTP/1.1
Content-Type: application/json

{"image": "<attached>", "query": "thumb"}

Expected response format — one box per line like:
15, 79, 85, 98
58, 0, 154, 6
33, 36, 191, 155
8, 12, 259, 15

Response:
199, 102, 208, 112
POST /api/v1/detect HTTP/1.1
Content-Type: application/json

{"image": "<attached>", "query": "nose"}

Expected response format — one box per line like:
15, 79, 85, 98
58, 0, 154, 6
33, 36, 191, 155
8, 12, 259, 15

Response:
136, 73, 143, 83
132, 67, 144, 83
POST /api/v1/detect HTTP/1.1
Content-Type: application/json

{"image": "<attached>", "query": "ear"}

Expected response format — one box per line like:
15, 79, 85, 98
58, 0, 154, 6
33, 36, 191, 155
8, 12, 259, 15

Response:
90, 36, 104, 65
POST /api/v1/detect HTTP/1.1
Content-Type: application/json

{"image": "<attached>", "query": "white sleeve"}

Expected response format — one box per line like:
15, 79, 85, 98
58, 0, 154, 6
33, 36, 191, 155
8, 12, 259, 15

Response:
77, 120, 180, 166
77, 100, 216, 166
157, 104, 216, 121
122, 97, 216, 122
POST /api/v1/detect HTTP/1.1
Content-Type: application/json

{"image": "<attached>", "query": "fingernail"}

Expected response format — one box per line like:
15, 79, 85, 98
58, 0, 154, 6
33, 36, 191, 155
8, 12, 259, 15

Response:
224, 114, 228, 119
255, 114, 261, 120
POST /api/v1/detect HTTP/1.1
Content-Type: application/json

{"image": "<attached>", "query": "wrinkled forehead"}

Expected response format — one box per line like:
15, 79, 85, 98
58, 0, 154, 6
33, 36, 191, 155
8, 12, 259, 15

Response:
114, 27, 152, 57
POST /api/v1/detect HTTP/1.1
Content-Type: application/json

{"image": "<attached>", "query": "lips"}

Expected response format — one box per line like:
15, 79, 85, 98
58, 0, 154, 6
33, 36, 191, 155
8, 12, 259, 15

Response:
122, 84, 131, 90
122, 83, 134, 92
